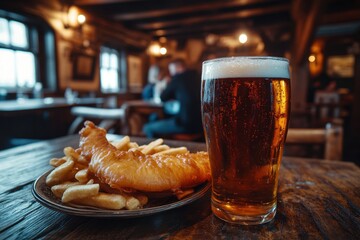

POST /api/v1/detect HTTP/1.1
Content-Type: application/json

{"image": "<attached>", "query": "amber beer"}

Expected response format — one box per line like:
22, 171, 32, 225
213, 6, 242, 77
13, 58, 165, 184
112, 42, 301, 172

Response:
201, 57, 290, 224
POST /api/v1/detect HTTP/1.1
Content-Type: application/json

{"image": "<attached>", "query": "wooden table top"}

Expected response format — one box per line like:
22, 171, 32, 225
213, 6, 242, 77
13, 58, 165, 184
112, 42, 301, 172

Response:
0, 134, 359, 239
0, 97, 104, 115
122, 99, 164, 108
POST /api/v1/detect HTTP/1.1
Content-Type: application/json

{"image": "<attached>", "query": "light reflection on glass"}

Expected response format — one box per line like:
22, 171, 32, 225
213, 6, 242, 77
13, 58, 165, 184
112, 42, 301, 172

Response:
10, 21, 28, 48
16, 51, 36, 87
101, 52, 109, 68
0, 49, 15, 87
110, 53, 118, 69
100, 48, 120, 91
0, 18, 10, 45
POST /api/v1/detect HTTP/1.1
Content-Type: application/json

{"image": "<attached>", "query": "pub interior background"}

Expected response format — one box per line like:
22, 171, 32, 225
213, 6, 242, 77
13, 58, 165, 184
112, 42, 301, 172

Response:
0, 0, 360, 165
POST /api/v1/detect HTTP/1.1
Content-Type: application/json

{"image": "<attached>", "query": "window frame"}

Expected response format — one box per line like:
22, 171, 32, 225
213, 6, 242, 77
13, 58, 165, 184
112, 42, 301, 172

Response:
0, 10, 56, 93
0, 16, 39, 90
99, 46, 126, 93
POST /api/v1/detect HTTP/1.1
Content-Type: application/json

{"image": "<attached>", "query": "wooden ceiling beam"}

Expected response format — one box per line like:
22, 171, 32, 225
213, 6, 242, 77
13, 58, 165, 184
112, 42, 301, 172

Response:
321, 9, 360, 25
151, 20, 290, 39
152, 24, 249, 38
80, 8, 151, 48
113, 0, 278, 21
73, 0, 143, 6
135, 4, 290, 30
291, 0, 326, 65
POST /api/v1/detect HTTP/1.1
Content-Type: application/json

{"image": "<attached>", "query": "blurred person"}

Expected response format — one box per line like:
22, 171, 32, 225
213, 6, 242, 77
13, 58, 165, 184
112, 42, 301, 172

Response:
142, 64, 160, 100
142, 64, 169, 102
143, 58, 203, 138
153, 67, 170, 103
307, 72, 331, 102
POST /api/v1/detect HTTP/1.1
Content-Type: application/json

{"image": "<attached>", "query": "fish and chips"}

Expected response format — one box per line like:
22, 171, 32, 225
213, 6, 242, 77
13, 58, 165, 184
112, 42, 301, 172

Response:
45, 121, 210, 210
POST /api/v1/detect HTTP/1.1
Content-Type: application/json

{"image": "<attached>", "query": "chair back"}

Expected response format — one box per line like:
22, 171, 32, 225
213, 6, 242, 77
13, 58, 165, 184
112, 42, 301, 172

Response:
286, 119, 343, 160
68, 106, 124, 135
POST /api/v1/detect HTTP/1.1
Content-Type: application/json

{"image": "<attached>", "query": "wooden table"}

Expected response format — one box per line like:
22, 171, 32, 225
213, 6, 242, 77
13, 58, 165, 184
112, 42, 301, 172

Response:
121, 100, 164, 135
0, 135, 359, 239
0, 97, 104, 149
0, 97, 104, 117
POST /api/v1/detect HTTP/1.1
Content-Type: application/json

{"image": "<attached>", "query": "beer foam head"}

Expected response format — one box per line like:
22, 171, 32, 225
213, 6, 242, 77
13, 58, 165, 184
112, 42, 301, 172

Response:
202, 57, 289, 79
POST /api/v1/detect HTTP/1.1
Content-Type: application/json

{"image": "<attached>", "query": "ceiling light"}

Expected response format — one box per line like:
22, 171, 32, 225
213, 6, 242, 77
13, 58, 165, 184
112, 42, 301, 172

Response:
239, 33, 248, 44
308, 55, 316, 63
206, 34, 217, 45
149, 43, 160, 55
62, 6, 86, 29
159, 47, 167, 55
77, 14, 86, 25
67, 6, 78, 28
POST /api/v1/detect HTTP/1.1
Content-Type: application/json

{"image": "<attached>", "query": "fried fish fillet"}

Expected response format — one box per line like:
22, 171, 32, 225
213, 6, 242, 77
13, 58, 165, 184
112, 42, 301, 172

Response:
79, 121, 210, 193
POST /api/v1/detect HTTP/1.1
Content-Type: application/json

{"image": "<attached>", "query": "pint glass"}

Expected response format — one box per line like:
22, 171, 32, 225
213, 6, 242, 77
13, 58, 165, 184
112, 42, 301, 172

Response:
201, 57, 290, 225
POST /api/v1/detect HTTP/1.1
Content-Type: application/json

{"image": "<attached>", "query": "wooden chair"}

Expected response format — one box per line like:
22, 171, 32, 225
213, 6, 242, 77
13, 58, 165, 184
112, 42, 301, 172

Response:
285, 119, 343, 160
309, 91, 341, 127
68, 106, 125, 134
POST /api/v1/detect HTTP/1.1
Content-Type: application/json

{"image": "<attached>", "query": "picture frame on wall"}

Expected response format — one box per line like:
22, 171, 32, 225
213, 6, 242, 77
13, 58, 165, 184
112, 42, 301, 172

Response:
127, 55, 143, 92
72, 52, 97, 81
326, 55, 354, 78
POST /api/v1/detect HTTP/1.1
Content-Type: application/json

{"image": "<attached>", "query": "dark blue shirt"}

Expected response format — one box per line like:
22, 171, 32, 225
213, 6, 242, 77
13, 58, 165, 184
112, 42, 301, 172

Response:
160, 70, 202, 132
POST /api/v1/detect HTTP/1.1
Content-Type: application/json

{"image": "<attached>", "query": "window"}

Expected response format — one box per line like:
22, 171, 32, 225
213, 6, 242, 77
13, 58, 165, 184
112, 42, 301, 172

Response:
100, 47, 124, 92
0, 17, 37, 88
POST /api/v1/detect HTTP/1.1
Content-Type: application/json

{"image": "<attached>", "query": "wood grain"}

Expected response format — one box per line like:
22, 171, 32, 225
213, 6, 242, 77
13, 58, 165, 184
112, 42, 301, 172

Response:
0, 136, 359, 239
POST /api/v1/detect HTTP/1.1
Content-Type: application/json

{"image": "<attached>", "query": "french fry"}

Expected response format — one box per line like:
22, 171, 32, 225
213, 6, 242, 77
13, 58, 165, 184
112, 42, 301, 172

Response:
175, 189, 194, 200
46, 159, 75, 187
141, 138, 163, 155
111, 136, 130, 150
135, 194, 148, 206
62, 184, 99, 203
130, 145, 145, 152
73, 193, 126, 210
152, 147, 188, 156
125, 196, 141, 210
127, 142, 139, 149
66, 168, 80, 181
64, 147, 80, 161
152, 145, 170, 154
87, 179, 94, 184
76, 155, 89, 165
49, 157, 66, 167
51, 181, 81, 198
73, 162, 88, 171
75, 168, 89, 183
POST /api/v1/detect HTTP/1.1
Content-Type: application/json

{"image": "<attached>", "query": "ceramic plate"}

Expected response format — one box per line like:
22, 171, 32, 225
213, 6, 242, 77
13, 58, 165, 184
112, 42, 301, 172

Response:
32, 170, 210, 218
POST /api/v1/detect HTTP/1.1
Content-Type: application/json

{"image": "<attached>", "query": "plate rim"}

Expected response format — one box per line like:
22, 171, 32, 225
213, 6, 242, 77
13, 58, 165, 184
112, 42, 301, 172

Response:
32, 169, 211, 218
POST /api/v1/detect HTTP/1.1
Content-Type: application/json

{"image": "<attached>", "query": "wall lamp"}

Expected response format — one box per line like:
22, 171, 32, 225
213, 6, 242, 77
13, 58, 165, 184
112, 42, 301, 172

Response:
148, 41, 167, 56
63, 5, 86, 29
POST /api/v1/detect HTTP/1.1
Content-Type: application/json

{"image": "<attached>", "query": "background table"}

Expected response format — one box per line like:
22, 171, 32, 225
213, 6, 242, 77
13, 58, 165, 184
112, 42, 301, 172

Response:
0, 135, 359, 239
0, 97, 104, 116
0, 97, 104, 149
121, 100, 164, 135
